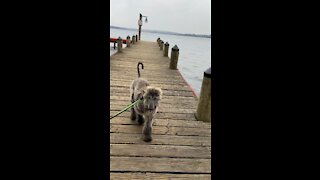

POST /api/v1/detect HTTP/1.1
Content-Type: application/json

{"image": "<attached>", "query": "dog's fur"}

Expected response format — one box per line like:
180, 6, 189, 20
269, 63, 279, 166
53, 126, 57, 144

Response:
130, 62, 162, 142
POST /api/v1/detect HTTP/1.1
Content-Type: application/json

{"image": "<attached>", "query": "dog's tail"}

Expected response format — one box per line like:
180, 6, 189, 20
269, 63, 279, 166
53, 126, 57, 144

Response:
137, 62, 144, 78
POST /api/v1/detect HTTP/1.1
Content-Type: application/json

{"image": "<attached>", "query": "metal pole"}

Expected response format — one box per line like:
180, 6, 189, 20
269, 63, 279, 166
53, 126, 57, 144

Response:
139, 13, 142, 40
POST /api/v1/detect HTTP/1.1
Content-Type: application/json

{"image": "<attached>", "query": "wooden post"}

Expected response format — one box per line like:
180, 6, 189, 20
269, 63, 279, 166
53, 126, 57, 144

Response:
126, 36, 130, 47
132, 35, 135, 44
117, 36, 122, 52
160, 40, 164, 50
195, 68, 211, 122
136, 34, 138, 42
164, 42, 169, 57
169, 45, 179, 69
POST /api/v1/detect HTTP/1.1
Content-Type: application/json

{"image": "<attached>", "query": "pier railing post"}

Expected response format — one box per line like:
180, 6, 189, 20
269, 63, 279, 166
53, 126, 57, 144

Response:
126, 36, 130, 47
169, 45, 179, 69
117, 36, 122, 52
195, 67, 211, 122
132, 35, 135, 44
164, 42, 169, 56
160, 40, 164, 50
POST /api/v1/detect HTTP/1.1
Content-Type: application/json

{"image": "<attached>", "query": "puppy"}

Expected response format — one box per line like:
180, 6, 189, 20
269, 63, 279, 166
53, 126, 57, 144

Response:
130, 62, 162, 142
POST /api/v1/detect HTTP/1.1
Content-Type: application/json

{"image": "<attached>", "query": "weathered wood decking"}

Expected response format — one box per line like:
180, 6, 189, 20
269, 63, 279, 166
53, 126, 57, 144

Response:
110, 41, 211, 179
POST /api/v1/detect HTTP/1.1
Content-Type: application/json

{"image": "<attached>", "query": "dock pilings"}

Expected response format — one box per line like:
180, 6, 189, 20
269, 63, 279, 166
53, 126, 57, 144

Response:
132, 35, 136, 44
170, 45, 179, 69
164, 42, 169, 57
195, 67, 211, 122
156, 38, 211, 122
126, 36, 130, 47
160, 40, 164, 50
117, 36, 122, 52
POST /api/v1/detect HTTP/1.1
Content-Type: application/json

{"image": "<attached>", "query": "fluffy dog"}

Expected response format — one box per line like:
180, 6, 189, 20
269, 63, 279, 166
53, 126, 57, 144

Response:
130, 62, 162, 142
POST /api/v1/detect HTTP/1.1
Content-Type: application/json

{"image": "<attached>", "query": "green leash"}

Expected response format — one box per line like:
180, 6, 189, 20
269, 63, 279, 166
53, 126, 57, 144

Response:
110, 99, 142, 120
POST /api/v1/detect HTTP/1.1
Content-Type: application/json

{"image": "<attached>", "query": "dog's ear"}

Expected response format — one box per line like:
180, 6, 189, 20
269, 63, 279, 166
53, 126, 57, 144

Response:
155, 88, 162, 99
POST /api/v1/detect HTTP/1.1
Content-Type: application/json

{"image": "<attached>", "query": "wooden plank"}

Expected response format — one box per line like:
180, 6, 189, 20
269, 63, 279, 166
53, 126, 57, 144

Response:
110, 144, 211, 158
111, 81, 189, 86
110, 81, 189, 87
110, 124, 211, 136
110, 111, 197, 120
110, 95, 198, 103
110, 61, 171, 67
110, 104, 196, 114
110, 133, 211, 147
110, 156, 211, 173
110, 73, 184, 79
109, 69, 181, 76
110, 117, 211, 129
110, 78, 189, 85
110, 75, 186, 84
110, 90, 195, 97
110, 68, 172, 73
110, 83, 192, 91
112, 54, 170, 59
112, 52, 170, 58
110, 172, 211, 180
111, 49, 164, 55
110, 88, 194, 95
111, 93, 196, 99
110, 100, 198, 109
110, 99, 198, 108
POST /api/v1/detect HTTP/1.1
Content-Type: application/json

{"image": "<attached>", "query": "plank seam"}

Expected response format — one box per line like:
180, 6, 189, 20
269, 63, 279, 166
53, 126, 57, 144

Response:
110, 171, 211, 174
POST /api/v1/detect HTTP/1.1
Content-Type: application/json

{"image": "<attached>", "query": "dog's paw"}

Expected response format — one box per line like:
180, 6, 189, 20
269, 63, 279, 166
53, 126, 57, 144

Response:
130, 114, 136, 121
142, 135, 152, 142
138, 119, 144, 125
137, 116, 144, 125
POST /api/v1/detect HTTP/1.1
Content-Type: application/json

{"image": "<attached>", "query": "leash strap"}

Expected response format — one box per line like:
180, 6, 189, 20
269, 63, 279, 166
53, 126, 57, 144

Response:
110, 99, 141, 120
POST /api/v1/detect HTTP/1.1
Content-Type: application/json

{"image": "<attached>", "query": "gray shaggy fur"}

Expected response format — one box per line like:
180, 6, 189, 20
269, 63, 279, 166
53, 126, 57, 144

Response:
130, 62, 162, 142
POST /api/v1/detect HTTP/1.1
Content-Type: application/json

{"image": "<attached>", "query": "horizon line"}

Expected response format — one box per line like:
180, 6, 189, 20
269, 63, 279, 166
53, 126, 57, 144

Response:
110, 25, 211, 36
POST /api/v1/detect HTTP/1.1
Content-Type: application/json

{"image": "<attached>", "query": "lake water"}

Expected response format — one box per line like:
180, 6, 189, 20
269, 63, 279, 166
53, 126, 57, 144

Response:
110, 28, 211, 97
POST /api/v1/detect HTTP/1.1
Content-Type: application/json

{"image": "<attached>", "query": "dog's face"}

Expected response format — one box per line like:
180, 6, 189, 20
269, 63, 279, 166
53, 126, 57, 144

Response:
141, 87, 162, 112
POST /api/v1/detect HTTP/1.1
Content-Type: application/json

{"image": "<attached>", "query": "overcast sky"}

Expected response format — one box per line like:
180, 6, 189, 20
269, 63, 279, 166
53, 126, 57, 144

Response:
110, 0, 211, 35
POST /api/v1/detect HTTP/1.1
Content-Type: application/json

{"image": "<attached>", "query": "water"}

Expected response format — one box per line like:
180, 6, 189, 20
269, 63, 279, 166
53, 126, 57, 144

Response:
110, 28, 211, 97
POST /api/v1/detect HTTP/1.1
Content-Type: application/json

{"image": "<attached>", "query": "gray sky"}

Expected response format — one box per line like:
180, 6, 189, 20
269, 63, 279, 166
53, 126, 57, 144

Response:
110, 0, 211, 35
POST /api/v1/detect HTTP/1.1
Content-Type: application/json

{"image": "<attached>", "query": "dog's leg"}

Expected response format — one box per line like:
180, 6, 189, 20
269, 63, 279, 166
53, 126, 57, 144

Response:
130, 108, 136, 121
137, 114, 144, 125
130, 94, 136, 121
142, 115, 153, 142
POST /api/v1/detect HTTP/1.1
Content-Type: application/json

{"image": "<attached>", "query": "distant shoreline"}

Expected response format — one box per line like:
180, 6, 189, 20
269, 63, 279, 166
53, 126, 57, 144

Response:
110, 26, 211, 38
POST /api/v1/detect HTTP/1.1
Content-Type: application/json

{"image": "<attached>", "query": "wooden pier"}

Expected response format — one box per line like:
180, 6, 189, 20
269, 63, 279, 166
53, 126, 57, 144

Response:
110, 40, 211, 179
